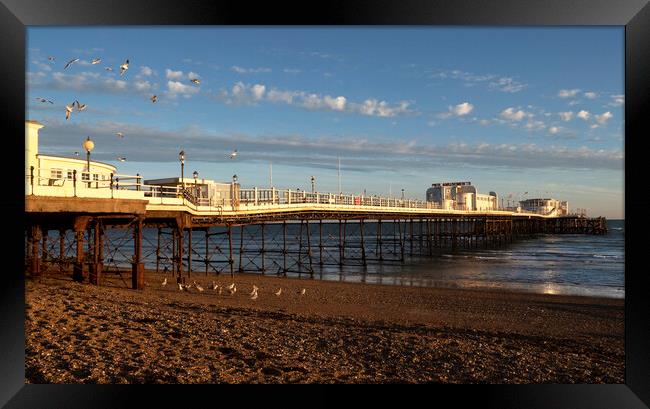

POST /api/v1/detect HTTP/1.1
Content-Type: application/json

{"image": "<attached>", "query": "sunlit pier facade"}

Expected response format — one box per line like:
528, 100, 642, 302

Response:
24, 120, 608, 289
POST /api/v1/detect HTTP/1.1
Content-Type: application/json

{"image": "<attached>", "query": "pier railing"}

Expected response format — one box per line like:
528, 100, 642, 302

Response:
26, 166, 568, 217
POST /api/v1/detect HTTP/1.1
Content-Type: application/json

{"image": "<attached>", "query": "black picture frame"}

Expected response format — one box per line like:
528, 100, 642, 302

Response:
2, 0, 649, 407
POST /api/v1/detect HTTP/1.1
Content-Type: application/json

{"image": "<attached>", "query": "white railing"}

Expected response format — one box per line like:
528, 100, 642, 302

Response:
27, 166, 558, 216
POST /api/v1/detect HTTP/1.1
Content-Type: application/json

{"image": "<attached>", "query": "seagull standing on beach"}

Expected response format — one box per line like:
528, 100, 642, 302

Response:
194, 281, 204, 292
228, 285, 237, 295
162, 277, 167, 286
250, 291, 258, 300
178, 283, 184, 291
275, 288, 282, 296
250, 285, 259, 296
119, 59, 129, 76
64, 58, 79, 70
300, 288, 306, 296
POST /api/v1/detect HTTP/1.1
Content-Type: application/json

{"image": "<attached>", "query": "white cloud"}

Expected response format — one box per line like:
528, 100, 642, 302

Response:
452, 102, 474, 116
558, 89, 581, 98
610, 94, 624, 107
584, 91, 598, 99
166, 80, 199, 97
559, 111, 574, 121
568, 100, 580, 106
134, 80, 152, 92
577, 110, 590, 120
323, 95, 347, 111
549, 126, 561, 135
251, 84, 266, 100
283, 68, 302, 74
165, 69, 184, 80
231, 66, 272, 74
140, 66, 153, 76
266, 88, 301, 104
489, 77, 527, 93
356, 99, 411, 117
500, 107, 527, 121
595, 111, 613, 125
188, 71, 201, 79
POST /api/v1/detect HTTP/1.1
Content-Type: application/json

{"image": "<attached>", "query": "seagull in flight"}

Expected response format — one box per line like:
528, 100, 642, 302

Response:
73, 151, 80, 157
229, 149, 238, 159
47, 56, 55, 62
150, 95, 158, 103
162, 277, 167, 286
74, 100, 87, 111
64, 58, 79, 70
91, 58, 102, 65
117, 157, 127, 162
65, 102, 75, 120
116, 132, 124, 138
119, 59, 129, 76
190, 78, 201, 85
105, 67, 113, 72
274, 288, 282, 296
35, 97, 53, 104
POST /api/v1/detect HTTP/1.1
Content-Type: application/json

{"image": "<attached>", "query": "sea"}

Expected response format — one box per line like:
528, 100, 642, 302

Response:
103, 219, 624, 299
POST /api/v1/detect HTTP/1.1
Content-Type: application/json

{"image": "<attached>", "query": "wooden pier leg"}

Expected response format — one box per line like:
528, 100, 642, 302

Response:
73, 228, 84, 282
338, 219, 344, 267
427, 219, 432, 256
89, 220, 102, 285
319, 220, 323, 266
178, 226, 184, 282
409, 219, 414, 256
228, 225, 234, 278
419, 219, 424, 255
398, 219, 405, 261
261, 223, 266, 275
41, 228, 48, 263
298, 220, 304, 271
239, 224, 245, 273
306, 220, 313, 274
205, 228, 209, 276
360, 219, 367, 267
29, 225, 41, 277
188, 227, 193, 277
132, 218, 144, 290
377, 219, 383, 261
172, 227, 177, 279
282, 221, 287, 275
156, 227, 161, 273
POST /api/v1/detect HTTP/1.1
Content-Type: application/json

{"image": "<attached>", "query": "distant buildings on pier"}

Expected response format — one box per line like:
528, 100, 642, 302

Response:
425, 181, 569, 216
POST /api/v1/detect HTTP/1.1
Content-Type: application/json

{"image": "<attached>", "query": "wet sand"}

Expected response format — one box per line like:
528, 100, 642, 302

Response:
25, 271, 624, 383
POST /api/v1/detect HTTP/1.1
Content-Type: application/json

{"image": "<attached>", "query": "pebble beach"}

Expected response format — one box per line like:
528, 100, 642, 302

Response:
25, 271, 624, 383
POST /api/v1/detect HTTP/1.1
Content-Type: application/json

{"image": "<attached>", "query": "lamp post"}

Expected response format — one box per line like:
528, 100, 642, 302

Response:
193, 170, 198, 199
401, 188, 405, 200
83, 136, 94, 188
179, 150, 185, 188
310, 176, 315, 193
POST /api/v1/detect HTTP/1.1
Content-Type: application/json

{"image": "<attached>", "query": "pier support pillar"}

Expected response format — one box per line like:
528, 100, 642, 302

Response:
131, 218, 144, 290
73, 229, 85, 282
28, 225, 41, 277
89, 220, 103, 285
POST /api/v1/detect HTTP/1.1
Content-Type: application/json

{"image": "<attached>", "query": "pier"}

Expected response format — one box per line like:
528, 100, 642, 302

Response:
24, 121, 607, 289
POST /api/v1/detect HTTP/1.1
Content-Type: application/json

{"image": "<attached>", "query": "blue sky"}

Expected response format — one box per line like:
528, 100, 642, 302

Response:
26, 27, 624, 218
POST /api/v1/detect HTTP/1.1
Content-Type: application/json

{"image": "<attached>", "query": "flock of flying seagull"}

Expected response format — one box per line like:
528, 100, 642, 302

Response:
35, 55, 237, 163
160, 276, 305, 300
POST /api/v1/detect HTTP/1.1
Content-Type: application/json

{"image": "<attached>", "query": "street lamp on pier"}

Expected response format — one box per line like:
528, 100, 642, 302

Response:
83, 136, 94, 188
401, 188, 405, 200
179, 150, 185, 188
193, 170, 199, 199
311, 176, 315, 193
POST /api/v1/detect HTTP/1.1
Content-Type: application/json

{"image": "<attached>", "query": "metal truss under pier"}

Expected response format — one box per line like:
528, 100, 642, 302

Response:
25, 197, 608, 289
